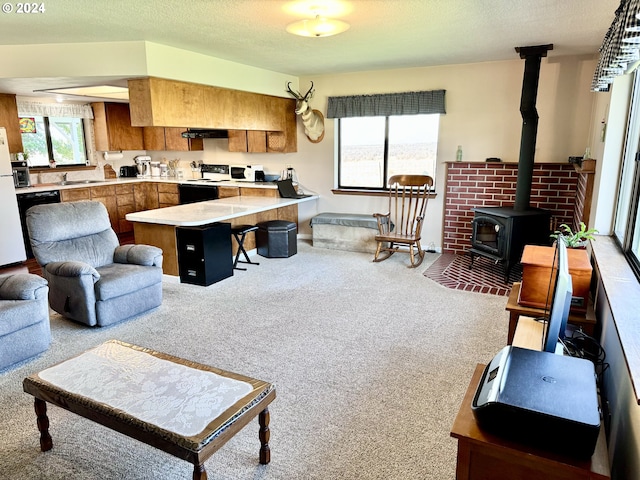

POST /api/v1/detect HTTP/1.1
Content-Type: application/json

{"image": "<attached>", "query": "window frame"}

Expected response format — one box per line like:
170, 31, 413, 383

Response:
613, 70, 640, 280
336, 113, 439, 192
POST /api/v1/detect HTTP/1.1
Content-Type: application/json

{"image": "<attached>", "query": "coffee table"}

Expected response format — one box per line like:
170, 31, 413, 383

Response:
23, 340, 276, 479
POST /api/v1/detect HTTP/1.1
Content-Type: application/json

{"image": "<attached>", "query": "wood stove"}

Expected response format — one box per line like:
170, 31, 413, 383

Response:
469, 44, 553, 282
470, 207, 551, 282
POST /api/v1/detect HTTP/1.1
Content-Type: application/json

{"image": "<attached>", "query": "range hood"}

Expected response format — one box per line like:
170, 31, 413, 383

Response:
181, 129, 229, 139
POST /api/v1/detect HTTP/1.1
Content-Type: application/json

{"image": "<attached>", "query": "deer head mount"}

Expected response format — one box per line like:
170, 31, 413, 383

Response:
286, 81, 325, 143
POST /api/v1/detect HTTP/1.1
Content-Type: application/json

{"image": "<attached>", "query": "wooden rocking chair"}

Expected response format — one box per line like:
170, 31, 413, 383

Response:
373, 174, 434, 268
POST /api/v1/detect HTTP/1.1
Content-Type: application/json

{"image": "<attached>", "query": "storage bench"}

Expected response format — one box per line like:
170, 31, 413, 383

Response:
310, 212, 380, 253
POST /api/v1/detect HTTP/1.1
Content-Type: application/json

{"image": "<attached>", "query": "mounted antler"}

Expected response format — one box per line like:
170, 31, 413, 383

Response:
286, 81, 324, 142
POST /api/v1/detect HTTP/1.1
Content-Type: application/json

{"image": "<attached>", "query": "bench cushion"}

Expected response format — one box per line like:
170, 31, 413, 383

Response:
310, 212, 378, 230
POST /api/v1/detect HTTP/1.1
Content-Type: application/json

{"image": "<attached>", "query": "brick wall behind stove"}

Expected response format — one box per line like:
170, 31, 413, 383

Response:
444, 162, 579, 255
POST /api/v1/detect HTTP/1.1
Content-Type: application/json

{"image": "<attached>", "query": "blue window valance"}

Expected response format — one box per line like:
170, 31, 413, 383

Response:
326, 89, 446, 118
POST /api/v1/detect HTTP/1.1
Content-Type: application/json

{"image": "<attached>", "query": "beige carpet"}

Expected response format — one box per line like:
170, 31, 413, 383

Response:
0, 241, 509, 479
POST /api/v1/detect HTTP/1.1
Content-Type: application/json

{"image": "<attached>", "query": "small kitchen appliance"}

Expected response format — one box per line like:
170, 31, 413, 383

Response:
119, 165, 138, 177
230, 164, 264, 182
134, 155, 152, 177
11, 160, 31, 188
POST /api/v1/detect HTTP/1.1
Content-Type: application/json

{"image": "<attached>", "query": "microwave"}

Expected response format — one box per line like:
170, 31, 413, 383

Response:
230, 164, 264, 182
11, 161, 31, 188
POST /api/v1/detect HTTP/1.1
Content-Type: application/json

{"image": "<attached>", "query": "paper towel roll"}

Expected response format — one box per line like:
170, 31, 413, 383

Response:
103, 152, 124, 161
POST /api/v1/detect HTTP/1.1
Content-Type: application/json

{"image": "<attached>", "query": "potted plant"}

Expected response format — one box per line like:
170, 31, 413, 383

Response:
550, 222, 599, 248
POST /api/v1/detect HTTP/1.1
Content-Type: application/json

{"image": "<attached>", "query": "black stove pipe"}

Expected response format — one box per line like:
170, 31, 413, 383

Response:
513, 44, 553, 211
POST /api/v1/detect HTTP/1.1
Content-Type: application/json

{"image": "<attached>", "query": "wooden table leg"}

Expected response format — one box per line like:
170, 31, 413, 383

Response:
34, 398, 53, 452
259, 407, 271, 464
192, 463, 207, 480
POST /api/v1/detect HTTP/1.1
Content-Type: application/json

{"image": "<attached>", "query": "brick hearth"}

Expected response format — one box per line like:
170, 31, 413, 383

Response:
443, 161, 584, 255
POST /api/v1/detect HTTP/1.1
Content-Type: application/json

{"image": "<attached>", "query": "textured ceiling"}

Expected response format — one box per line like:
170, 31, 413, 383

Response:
0, 0, 619, 95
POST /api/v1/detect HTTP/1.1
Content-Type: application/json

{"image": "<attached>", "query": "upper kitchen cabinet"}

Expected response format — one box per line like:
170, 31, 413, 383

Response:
92, 102, 144, 151
128, 77, 297, 153
0, 94, 24, 153
143, 127, 203, 151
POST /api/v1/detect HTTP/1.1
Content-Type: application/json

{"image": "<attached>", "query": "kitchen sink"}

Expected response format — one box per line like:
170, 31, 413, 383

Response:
55, 180, 105, 185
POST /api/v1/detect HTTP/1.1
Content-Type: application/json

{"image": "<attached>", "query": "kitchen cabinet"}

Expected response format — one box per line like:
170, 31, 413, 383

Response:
128, 77, 297, 153
240, 187, 278, 198
228, 130, 267, 153
92, 102, 144, 151
157, 182, 179, 208
0, 93, 24, 153
60, 187, 90, 202
134, 182, 159, 212
143, 127, 203, 151
115, 184, 136, 233
218, 186, 240, 198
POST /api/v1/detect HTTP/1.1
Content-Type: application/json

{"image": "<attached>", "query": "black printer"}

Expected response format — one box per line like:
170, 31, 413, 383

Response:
472, 346, 600, 458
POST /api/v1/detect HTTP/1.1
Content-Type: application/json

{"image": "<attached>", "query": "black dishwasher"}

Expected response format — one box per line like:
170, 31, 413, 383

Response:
17, 190, 61, 258
178, 183, 220, 204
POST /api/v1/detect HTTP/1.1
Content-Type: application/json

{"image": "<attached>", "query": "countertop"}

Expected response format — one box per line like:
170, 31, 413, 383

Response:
125, 195, 317, 227
125, 193, 319, 227
15, 177, 280, 194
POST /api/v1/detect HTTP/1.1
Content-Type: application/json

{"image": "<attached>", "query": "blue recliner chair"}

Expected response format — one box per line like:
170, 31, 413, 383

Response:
0, 273, 50, 370
26, 201, 163, 327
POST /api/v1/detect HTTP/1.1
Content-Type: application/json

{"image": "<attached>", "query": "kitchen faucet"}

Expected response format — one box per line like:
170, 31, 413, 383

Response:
62, 173, 68, 182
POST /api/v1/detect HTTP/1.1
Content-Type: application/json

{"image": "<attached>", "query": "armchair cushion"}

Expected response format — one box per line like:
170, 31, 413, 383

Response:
114, 244, 163, 268
44, 261, 100, 281
95, 263, 163, 302
0, 272, 48, 301
27, 201, 119, 268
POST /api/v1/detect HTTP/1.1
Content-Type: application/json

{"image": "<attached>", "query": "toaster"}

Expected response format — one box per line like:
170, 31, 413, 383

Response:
120, 165, 138, 177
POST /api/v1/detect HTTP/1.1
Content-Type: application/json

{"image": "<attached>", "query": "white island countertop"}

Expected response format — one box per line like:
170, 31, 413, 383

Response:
126, 195, 318, 227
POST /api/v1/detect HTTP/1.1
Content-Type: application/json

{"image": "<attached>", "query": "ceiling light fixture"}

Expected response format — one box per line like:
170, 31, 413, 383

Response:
286, 14, 350, 37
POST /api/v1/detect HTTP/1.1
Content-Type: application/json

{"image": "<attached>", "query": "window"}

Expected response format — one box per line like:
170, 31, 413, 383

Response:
614, 70, 640, 279
327, 89, 445, 191
338, 114, 440, 189
20, 115, 88, 167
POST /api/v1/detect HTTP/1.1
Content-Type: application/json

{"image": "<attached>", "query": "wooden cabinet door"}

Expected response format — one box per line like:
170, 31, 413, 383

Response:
247, 131, 267, 153
0, 93, 24, 153
157, 182, 179, 207
228, 130, 247, 152
93, 102, 144, 151
134, 182, 159, 211
60, 187, 91, 202
142, 127, 166, 150
218, 186, 240, 198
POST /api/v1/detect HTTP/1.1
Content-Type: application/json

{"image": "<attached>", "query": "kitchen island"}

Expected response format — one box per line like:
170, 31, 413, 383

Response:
126, 195, 317, 276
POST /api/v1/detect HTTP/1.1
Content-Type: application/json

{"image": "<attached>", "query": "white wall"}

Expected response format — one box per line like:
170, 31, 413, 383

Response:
169, 55, 597, 246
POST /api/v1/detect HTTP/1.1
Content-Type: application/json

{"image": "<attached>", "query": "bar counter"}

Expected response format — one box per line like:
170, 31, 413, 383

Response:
126, 195, 318, 276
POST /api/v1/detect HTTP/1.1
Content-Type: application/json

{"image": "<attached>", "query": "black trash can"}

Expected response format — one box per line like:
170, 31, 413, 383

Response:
256, 220, 297, 258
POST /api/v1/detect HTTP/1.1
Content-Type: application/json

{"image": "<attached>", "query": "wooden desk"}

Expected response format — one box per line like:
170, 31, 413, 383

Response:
506, 282, 596, 344
450, 364, 610, 480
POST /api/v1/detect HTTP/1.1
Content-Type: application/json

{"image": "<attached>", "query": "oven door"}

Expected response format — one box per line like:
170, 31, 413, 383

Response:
178, 184, 220, 204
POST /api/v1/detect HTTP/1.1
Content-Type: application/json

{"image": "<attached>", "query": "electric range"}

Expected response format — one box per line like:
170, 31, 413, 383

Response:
200, 164, 230, 182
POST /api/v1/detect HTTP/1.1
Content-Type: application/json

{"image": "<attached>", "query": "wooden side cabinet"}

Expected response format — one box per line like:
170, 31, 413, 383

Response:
0, 93, 24, 153
92, 102, 144, 151
451, 364, 610, 480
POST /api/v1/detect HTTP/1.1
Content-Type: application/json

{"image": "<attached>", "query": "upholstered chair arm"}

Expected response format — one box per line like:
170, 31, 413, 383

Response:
44, 261, 100, 282
114, 244, 163, 268
0, 273, 48, 300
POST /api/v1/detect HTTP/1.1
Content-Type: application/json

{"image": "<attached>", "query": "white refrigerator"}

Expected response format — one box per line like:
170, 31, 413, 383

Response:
0, 127, 27, 266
